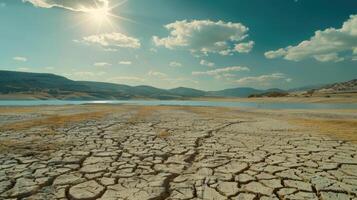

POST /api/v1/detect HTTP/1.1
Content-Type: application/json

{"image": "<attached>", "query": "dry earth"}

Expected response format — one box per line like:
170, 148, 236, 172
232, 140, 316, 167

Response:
0, 105, 357, 200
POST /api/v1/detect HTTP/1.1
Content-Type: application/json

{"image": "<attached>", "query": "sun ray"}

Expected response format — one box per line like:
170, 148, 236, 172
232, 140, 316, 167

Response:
70, 0, 134, 32
108, 13, 137, 24
109, 0, 128, 10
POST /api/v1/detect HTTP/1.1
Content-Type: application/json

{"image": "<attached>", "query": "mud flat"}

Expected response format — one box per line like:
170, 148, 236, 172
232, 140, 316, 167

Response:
0, 105, 356, 200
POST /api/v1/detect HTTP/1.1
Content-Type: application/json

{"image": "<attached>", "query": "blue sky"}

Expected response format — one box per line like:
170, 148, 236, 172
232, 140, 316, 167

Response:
0, 0, 356, 90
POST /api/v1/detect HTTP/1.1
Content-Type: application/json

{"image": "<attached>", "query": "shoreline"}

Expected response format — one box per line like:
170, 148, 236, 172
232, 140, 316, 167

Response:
1, 94, 357, 104
188, 95, 357, 104
1, 97, 357, 103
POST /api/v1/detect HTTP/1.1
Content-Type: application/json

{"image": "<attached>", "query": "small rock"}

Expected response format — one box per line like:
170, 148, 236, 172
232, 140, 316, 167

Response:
202, 186, 226, 200
232, 193, 256, 200
242, 182, 273, 196
69, 180, 104, 200
284, 180, 312, 191
320, 192, 350, 200
216, 182, 239, 197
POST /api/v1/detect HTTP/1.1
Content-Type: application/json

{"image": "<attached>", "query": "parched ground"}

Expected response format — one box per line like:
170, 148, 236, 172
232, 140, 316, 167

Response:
0, 105, 357, 200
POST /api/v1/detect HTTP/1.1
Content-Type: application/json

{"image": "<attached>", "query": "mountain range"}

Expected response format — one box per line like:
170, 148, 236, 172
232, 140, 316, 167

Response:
0, 70, 355, 100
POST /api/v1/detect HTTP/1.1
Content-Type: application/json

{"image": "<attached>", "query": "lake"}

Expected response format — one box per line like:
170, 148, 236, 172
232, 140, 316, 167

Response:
0, 100, 357, 109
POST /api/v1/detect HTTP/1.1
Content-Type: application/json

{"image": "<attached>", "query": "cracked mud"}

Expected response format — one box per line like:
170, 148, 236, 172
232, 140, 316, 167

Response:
0, 106, 357, 200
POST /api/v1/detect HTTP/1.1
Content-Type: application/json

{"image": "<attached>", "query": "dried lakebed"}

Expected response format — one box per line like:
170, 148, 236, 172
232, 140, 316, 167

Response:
0, 105, 356, 200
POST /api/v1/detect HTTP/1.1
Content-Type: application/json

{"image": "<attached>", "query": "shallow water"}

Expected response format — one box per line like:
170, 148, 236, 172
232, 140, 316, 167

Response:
0, 100, 357, 109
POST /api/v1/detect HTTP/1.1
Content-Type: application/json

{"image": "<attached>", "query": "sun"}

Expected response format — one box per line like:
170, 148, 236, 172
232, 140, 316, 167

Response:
88, 7, 111, 24
75, 0, 133, 32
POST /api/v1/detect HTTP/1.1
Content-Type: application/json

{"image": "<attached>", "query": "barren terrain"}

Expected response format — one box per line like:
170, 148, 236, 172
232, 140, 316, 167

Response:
0, 105, 356, 200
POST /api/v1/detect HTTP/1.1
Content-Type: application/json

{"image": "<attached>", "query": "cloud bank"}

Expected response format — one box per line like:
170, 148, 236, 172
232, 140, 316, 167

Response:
94, 62, 112, 67
22, 0, 109, 12
235, 73, 290, 85
200, 60, 215, 67
119, 61, 132, 65
235, 41, 254, 53
192, 66, 250, 76
169, 62, 182, 67
265, 15, 357, 62
153, 20, 252, 56
78, 32, 141, 49
13, 56, 28, 62
148, 70, 168, 78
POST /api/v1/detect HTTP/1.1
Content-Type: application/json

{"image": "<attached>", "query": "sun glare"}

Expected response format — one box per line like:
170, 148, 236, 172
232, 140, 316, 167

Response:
88, 7, 110, 23
77, 0, 132, 32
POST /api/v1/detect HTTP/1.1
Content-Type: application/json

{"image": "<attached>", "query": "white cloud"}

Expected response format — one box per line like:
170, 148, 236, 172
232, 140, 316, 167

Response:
200, 59, 215, 67
353, 47, 357, 55
13, 56, 27, 62
94, 62, 112, 67
235, 41, 254, 53
212, 73, 237, 81
74, 71, 96, 77
286, 78, 293, 82
313, 53, 344, 62
119, 61, 132, 65
17, 67, 30, 71
265, 15, 357, 62
79, 32, 141, 49
169, 61, 182, 67
192, 66, 250, 76
103, 48, 118, 52
73, 71, 107, 77
222, 73, 236, 78
153, 20, 252, 56
44, 66, 54, 70
22, 0, 109, 12
235, 73, 289, 85
264, 48, 287, 59
352, 48, 357, 61
148, 70, 168, 78
163, 77, 199, 86
150, 48, 158, 53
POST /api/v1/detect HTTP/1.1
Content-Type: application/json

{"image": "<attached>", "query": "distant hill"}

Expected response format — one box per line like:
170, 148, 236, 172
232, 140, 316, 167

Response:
316, 79, 357, 93
208, 87, 262, 97
0, 70, 89, 93
79, 81, 178, 99
288, 84, 328, 92
0, 70, 290, 100
1, 70, 355, 100
248, 91, 289, 98
208, 87, 284, 97
169, 87, 206, 97
0, 71, 183, 100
